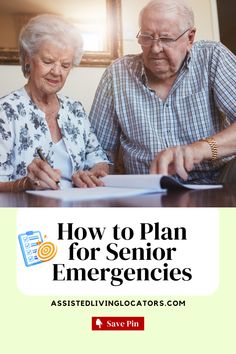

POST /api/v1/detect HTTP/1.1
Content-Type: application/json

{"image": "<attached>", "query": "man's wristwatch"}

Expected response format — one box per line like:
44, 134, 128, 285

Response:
200, 137, 218, 161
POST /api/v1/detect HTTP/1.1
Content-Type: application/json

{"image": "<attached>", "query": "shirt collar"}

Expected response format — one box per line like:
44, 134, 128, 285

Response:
141, 65, 148, 85
185, 50, 192, 68
139, 50, 192, 84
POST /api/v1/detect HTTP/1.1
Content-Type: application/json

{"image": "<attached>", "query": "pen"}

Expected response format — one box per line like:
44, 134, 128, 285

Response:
36, 148, 61, 189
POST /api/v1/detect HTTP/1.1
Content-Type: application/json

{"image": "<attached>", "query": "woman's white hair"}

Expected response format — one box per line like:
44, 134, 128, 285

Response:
139, 0, 194, 30
19, 14, 84, 77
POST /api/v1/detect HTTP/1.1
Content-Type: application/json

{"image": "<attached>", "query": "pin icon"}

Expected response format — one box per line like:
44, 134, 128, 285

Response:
96, 319, 103, 329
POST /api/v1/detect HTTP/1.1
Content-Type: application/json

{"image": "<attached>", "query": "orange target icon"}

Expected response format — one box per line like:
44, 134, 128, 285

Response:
37, 241, 57, 262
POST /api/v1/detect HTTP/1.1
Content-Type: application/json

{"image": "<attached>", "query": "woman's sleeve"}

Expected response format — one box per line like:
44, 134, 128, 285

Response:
0, 106, 15, 181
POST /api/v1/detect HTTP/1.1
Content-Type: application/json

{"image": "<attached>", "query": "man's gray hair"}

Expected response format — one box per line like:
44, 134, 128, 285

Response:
139, 0, 194, 30
19, 14, 84, 77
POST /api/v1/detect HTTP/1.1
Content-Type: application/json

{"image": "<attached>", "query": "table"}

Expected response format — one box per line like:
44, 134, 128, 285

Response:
0, 185, 235, 207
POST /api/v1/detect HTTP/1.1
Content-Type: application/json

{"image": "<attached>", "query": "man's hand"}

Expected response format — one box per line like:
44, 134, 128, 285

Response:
150, 141, 212, 179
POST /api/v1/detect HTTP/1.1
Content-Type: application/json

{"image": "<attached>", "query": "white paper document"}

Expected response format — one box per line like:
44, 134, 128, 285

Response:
26, 174, 222, 202
26, 186, 156, 201
101, 175, 222, 190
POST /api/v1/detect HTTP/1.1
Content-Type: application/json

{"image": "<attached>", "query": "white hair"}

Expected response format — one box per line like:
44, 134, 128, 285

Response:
19, 14, 84, 77
139, 0, 194, 30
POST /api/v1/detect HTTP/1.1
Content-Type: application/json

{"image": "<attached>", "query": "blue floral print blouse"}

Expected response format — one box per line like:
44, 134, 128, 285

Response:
0, 87, 109, 182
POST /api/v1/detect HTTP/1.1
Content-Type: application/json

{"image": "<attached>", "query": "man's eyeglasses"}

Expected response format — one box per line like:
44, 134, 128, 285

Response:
136, 28, 190, 48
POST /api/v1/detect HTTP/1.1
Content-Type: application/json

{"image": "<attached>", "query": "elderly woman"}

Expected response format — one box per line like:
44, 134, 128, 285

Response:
0, 14, 109, 192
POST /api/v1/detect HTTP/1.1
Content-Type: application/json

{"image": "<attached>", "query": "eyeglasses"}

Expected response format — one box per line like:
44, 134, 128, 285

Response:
136, 28, 190, 48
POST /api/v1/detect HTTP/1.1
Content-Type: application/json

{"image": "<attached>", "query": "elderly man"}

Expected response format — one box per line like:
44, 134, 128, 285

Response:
89, 0, 236, 184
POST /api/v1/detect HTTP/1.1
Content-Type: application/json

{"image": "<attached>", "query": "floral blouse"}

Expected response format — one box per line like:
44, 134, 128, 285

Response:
0, 87, 108, 182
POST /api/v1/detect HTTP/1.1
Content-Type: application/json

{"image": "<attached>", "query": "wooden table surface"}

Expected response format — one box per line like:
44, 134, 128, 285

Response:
0, 185, 235, 207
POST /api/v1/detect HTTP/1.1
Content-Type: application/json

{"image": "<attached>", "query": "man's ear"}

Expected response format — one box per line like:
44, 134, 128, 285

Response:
187, 27, 196, 51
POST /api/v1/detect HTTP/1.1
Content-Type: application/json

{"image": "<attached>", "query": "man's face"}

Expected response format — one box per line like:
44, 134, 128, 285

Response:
139, 11, 195, 81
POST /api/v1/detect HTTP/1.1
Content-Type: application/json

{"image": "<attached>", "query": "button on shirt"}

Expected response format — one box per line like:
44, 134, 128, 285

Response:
89, 40, 236, 183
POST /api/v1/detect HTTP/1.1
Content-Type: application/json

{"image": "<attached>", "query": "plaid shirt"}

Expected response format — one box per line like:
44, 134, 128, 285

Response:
89, 41, 236, 183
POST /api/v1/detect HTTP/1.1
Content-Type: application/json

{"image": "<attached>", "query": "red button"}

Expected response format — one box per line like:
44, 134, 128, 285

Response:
92, 317, 144, 331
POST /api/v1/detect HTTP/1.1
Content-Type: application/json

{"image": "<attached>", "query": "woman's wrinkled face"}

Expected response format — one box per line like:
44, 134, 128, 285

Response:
26, 41, 74, 96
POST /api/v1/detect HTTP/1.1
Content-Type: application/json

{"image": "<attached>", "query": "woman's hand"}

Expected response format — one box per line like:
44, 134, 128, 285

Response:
72, 163, 109, 188
27, 158, 61, 190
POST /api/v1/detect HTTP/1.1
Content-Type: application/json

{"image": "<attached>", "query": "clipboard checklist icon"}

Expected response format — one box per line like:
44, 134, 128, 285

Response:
18, 230, 43, 267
